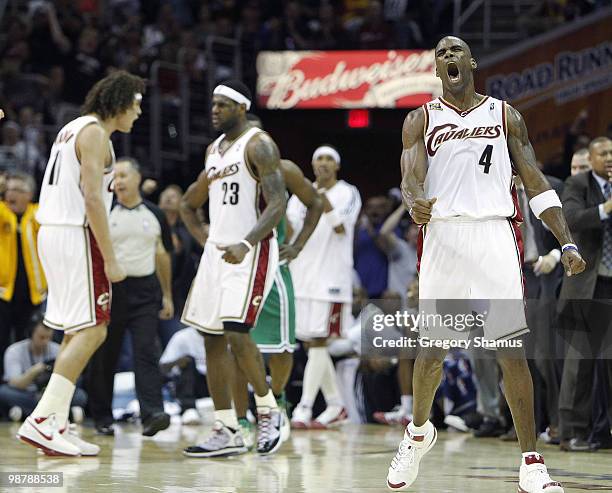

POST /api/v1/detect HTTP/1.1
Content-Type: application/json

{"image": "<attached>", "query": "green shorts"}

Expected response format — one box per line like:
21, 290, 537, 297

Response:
251, 264, 296, 353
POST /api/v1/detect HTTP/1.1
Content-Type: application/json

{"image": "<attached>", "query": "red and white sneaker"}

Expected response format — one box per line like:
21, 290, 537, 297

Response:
17, 414, 80, 457
310, 406, 348, 429
373, 405, 412, 427
290, 405, 312, 429
387, 421, 437, 491
61, 423, 100, 456
518, 453, 564, 493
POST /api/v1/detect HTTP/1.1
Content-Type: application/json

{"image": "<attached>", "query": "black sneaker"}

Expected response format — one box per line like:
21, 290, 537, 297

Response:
95, 423, 115, 436
142, 412, 170, 437
183, 420, 248, 458
256, 407, 283, 455
473, 419, 505, 438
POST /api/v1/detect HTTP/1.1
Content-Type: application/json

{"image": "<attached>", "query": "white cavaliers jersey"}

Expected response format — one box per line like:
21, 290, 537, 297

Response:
423, 97, 517, 220
287, 180, 361, 303
37, 116, 115, 226
206, 127, 270, 244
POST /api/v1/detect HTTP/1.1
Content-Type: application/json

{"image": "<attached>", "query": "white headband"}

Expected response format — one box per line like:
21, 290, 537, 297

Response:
213, 85, 251, 110
312, 146, 341, 165
134, 93, 143, 102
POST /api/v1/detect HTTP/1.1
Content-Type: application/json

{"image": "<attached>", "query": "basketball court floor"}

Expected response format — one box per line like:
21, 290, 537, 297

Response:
1, 422, 611, 492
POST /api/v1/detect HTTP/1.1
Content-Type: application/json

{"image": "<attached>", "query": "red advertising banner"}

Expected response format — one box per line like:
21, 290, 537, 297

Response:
256, 50, 441, 109
475, 10, 612, 165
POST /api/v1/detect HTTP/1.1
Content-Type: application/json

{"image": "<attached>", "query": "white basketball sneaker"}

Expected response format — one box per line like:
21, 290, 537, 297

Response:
183, 420, 248, 458
17, 414, 81, 457
310, 406, 348, 429
387, 421, 437, 491
290, 404, 312, 429
61, 423, 100, 456
518, 453, 564, 493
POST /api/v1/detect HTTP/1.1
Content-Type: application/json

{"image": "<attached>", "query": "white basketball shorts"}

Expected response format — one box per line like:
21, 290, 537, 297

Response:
417, 218, 528, 345
181, 237, 279, 335
295, 298, 352, 341
38, 225, 111, 333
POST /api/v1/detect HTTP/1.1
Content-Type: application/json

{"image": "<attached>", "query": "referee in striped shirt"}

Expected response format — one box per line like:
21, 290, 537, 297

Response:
86, 158, 174, 436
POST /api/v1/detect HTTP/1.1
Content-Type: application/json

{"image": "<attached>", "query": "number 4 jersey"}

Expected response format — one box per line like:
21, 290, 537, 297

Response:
206, 126, 271, 245
423, 96, 518, 220
37, 116, 115, 226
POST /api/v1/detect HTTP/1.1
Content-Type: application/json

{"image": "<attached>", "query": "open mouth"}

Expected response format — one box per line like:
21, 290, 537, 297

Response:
447, 62, 460, 82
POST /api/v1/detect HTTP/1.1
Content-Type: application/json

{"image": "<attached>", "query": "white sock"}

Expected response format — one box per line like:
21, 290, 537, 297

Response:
299, 347, 328, 408
409, 420, 432, 434
215, 409, 239, 429
254, 389, 277, 410
32, 373, 75, 426
522, 451, 543, 463
401, 395, 413, 414
320, 350, 343, 408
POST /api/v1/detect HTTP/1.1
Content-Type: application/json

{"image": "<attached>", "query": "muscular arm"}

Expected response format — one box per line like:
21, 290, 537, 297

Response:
244, 133, 286, 245
507, 105, 574, 245
179, 148, 210, 247
78, 124, 117, 264
400, 108, 428, 208
281, 159, 323, 251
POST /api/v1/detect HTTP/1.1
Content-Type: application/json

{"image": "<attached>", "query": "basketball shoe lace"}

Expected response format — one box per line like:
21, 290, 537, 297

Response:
524, 463, 554, 487
199, 421, 238, 450
391, 438, 417, 472
257, 413, 273, 449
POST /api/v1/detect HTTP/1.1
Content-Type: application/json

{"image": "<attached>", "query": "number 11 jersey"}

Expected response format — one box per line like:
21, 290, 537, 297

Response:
423, 96, 517, 220
37, 116, 115, 226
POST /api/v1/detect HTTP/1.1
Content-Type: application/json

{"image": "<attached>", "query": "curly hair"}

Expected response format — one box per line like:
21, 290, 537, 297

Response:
81, 70, 146, 120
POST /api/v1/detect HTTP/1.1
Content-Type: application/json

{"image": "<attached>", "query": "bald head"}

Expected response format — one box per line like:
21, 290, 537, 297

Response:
435, 36, 472, 57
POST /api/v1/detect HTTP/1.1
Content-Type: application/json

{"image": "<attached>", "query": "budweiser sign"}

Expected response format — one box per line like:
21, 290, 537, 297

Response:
257, 50, 441, 109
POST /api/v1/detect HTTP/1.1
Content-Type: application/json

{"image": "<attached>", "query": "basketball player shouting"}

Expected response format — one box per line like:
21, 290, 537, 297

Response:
17, 71, 145, 456
386, 37, 585, 493
180, 80, 287, 456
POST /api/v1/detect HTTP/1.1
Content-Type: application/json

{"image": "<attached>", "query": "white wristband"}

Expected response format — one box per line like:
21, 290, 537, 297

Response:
325, 209, 343, 228
240, 239, 254, 251
561, 243, 578, 253
529, 189, 562, 219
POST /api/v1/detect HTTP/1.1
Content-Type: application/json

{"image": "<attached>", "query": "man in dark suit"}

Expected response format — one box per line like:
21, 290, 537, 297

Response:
558, 136, 612, 452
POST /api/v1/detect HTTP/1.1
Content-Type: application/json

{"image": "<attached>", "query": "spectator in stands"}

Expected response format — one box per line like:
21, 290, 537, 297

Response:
558, 136, 612, 451
570, 148, 592, 176
63, 27, 105, 105
355, 196, 393, 298
0, 318, 86, 422
0, 172, 46, 382
310, 3, 351, 50
157, 184, 199, 347
160, 327, 208, 425
561, 110, 592, 177
375, 203, 418, 308
26, 1, 71, 74
358, 0, 393, 49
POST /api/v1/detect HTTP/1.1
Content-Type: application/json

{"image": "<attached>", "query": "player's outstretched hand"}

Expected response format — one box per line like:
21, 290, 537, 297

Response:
410, 197, 437, 224
561, 249, 586, 277
218, 243, 249, 264
105, 259, 127, 283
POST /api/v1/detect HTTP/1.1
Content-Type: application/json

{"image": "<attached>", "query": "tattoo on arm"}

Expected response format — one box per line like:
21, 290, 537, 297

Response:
507, 105, 574, 245
245, 134, 286, 245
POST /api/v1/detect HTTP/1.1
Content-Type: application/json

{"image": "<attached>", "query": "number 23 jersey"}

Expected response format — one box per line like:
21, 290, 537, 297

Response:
206, 126, 270, 245
423, 96, 517, 220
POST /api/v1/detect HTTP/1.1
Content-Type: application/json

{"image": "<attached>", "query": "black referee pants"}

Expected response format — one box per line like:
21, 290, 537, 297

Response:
86, 275, 165, 425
